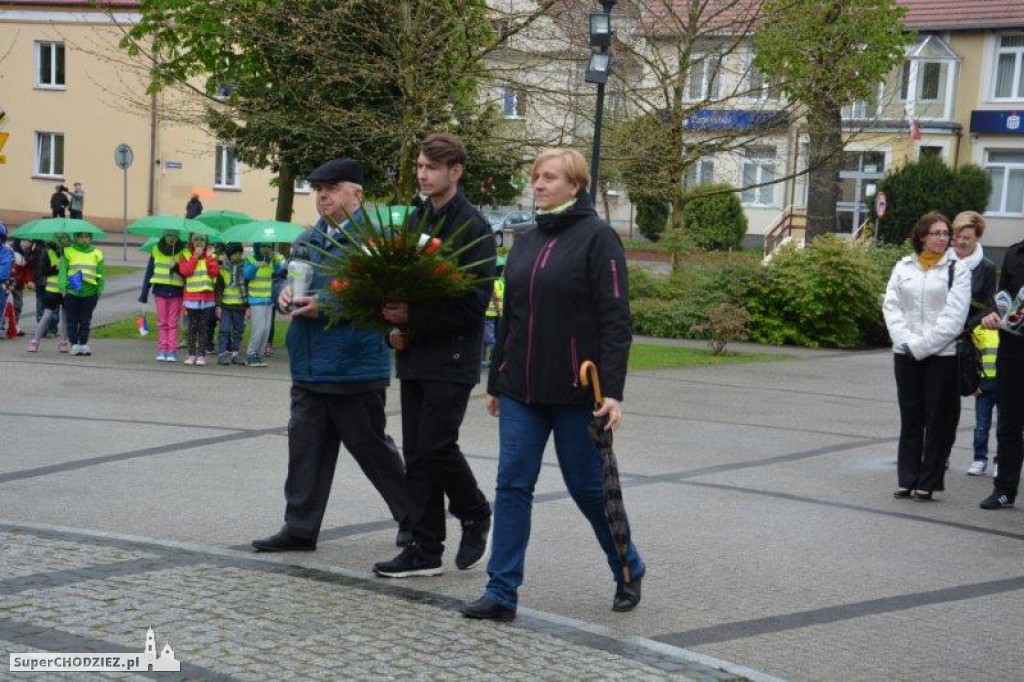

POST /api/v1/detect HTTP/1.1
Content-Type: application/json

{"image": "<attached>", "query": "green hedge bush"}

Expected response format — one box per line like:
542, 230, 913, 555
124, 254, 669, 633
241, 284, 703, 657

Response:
682, 183, 748, 251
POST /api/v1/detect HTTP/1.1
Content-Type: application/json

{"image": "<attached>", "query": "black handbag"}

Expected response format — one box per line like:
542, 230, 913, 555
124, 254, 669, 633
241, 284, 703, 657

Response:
956, 334, 983, 397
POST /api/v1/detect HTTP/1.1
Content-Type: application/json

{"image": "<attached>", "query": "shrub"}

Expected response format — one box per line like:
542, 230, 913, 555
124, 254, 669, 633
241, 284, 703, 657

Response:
689, 303, 751, 354
635, 196, 670, 242
875, 157, 992, 245
746, 235, 899, 348
682, 183, 748, 251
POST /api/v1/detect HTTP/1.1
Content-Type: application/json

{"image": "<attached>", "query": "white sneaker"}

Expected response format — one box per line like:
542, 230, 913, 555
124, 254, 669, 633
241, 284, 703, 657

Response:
967, 461, 987, 476
80, 345, 91, 356
70, 344, 82, 356
992, 463, 999, 478
184, 355, 196, 365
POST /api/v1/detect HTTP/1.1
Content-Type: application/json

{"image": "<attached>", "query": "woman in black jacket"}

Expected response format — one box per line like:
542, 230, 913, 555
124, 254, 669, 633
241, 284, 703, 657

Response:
461, 149, 645, 622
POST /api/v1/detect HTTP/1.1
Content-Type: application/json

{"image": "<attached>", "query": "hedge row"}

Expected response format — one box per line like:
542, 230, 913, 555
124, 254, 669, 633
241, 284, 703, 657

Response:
629, 236, 904, 348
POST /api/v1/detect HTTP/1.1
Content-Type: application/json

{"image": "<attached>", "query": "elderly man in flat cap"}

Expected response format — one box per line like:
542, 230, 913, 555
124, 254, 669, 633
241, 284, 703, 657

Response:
252, 157, 412, 552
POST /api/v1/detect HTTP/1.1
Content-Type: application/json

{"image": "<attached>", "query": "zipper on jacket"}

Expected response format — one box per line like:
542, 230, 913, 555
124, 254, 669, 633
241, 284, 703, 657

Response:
570, 336, 579, 388
526, 237, 558, 402
610, 259, 621, 299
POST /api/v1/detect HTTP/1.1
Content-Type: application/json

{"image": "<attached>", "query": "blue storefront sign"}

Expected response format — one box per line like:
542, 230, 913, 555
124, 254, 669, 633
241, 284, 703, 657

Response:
164, 161, 183, 169
969, 110, 1024, 135
682, 109, 788, 131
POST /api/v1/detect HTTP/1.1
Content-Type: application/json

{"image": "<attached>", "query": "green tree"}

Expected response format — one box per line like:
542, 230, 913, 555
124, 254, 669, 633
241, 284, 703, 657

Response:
875, 156, 991, 244
122, 0, 523, 218
755, 0, 911, 238
682, 183, 748, 251
635, 196, 670, 242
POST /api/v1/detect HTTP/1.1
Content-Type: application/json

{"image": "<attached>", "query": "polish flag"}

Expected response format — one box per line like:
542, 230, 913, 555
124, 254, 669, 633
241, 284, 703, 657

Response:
905, 104, 922, 140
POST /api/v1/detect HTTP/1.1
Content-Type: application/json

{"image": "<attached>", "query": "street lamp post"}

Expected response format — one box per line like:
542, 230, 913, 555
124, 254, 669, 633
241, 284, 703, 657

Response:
585, 0, 616, 199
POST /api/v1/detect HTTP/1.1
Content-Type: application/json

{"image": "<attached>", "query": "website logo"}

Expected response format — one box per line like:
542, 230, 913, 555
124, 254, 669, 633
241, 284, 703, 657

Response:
10, 627, 181, 673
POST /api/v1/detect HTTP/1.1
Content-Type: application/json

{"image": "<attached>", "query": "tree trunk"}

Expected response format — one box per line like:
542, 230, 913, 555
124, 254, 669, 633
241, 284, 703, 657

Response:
276, 163, 295, 222
804, 105, 843, 239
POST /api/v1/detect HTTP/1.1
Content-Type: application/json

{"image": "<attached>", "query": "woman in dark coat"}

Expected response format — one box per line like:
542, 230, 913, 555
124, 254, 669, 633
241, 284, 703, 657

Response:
461, 148, 645, 622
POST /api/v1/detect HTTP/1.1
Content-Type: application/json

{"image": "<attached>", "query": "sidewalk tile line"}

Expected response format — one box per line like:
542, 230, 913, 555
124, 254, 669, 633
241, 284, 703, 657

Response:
0, 521, 774, 681
0, 555, 200, 596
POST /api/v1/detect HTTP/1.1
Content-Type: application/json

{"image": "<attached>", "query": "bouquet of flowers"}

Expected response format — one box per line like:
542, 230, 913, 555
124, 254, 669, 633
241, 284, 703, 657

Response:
314, 205, 492, 333
994, 288, 1024, 336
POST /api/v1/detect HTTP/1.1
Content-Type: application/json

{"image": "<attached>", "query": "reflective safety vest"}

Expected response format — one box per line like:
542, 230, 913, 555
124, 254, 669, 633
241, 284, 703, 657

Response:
246, 253, 283, 299
150, 249, 184, 287
45, 248, 61, 294
486, 277, 505, 318
181, 249, 215, 294
65, 247, 102, 286
972, 326, 999, 380
218, 268, 246, 306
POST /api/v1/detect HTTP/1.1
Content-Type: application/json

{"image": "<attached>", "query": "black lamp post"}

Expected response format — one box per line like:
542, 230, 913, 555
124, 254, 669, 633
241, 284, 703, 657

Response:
585, 0, 616, 199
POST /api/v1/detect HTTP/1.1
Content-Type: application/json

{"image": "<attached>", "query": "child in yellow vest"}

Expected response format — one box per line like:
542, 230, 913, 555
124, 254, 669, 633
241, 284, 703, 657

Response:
242, 242, 285, 367
139, 231, 186, 362
178, 233, 219, 366
58, 232, 104, 356
27, 233, 70, 353
215, 243, 248, 365
968, 326, 1000, 476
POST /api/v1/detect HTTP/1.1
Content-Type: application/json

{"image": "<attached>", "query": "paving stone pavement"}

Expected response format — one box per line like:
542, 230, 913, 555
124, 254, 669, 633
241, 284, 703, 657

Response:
3, 298, 1024, 681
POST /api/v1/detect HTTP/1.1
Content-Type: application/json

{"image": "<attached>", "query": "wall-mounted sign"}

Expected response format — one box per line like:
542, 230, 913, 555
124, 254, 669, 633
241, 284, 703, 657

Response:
970, 110, 1024, 135
682, 109, 788, 131
165, 161, 183, 169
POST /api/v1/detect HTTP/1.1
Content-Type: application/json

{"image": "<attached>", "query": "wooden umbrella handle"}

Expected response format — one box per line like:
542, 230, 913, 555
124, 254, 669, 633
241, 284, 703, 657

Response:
579, 360, 604, 407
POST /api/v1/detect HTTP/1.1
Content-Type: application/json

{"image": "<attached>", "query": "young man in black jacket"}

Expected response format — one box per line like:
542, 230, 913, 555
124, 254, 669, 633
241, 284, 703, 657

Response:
374, 133, 497, 577
979, 238, 1024, 510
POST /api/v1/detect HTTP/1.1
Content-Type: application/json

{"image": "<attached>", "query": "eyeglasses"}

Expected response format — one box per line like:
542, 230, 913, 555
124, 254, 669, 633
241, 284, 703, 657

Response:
927, 231, 950, 238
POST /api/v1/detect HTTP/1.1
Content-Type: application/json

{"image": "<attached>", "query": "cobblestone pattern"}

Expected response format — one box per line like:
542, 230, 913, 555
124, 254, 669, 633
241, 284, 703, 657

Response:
1, 551, 723, 681
0, 531, 161, 581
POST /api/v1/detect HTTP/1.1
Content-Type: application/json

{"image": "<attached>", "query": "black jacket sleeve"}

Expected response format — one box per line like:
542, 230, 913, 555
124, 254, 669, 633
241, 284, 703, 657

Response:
588, 227, 632, 401
967, 259, 998, 330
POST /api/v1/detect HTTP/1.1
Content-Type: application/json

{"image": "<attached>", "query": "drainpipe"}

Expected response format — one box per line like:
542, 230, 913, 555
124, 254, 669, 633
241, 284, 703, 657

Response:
148, 89, 157, 215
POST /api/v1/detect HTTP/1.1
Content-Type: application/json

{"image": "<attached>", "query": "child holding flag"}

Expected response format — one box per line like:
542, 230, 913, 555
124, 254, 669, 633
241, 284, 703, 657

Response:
27, 234, 71, 352
139, 231, 186, 362
177, 233, 219, 366
59, 231, 104, 356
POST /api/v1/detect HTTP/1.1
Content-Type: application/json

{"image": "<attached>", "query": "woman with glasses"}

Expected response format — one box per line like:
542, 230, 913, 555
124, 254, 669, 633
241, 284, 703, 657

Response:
883, 211, 971, 500
950, 212, 999, 476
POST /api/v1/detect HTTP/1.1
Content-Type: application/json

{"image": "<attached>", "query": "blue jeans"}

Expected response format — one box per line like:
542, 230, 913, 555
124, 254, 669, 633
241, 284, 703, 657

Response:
973, 378, 998, 462
484, 396, 645, 609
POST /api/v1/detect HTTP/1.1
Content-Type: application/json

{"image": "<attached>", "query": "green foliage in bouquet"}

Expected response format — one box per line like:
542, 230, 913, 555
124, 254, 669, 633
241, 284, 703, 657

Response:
311, 206, 494, 333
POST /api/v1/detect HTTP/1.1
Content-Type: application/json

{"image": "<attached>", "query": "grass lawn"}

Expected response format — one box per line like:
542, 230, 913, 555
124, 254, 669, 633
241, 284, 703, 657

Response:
628, 342, 786, 369
105, 265, 143, 278
91, 317, 786, 369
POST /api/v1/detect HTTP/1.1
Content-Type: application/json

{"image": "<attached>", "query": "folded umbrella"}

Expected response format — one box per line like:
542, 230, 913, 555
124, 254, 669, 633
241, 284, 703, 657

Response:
579, 360, 633, 583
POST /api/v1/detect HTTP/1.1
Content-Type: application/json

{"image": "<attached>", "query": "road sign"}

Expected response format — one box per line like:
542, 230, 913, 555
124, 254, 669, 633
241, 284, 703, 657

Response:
875, 191, 887, 219
0, 131, 8, 165
115, 143, 134, 169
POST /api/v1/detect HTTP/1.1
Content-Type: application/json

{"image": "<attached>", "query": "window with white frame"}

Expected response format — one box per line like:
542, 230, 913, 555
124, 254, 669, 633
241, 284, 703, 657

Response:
741, 146, 776, 206
901, 61, 942, 101
501, 88, 525, 118
684, 157, 715, 188
746, 52, 776, 101
843, 84, 880, 120
994, 35, 1024, 99
36, 42, 65, 88
35, 132, 64, 176
294, 179, 311, 194
214, 144, 240, 188
984, 149, 1024, 215
687, 56, 721, 101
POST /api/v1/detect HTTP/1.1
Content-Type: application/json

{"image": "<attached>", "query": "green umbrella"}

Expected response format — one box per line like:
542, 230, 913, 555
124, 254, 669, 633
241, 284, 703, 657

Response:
10, 219, 47, 239
221, 220, 306, 244
138, 237, 159, 253
194, 210, 254, 231
370, 205, 414, 228
127, 215, 223, 243
17, 217, 109, 240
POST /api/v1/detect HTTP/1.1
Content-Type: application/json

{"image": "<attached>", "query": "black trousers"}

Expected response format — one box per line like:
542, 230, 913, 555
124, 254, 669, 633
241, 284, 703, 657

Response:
993, 354, 1024, 499
895, 353, 959, 492
400, 379, 490, 558
284, 386, 409, 540
65, 294, 98, 345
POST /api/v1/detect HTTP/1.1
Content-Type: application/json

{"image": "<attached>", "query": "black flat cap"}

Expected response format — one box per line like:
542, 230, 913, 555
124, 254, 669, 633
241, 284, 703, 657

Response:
306, 158, 363, 184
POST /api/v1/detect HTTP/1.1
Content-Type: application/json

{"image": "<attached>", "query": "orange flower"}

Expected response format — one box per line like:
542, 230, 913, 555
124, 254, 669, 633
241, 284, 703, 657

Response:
423, 237, 442, 255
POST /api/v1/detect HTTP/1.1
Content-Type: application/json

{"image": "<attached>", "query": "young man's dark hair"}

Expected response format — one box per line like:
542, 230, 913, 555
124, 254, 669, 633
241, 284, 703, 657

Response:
419, 132, 466, 168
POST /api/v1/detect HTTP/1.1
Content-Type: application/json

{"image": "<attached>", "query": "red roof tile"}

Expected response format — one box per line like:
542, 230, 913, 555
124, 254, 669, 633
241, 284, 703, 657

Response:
900, 0, 1024, 30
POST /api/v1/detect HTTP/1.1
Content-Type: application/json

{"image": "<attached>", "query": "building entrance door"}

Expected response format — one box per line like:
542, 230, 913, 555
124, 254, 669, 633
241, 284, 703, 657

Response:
837, 151, 885, 233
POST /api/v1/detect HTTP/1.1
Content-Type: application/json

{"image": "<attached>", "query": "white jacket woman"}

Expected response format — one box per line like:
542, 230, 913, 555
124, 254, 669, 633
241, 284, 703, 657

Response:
883, 251, 970, 359
883, 211, 970, 501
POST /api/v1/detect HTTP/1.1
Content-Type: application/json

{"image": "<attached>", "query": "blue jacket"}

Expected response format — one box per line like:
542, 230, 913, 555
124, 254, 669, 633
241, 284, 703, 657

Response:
286, 216, 391, 386
0, 244, 13, 282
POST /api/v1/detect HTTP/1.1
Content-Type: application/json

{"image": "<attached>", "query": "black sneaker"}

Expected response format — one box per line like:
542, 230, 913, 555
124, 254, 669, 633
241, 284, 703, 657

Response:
980, 492, 1015, 510
455, 516, 491, 570
373, 546, 443, 578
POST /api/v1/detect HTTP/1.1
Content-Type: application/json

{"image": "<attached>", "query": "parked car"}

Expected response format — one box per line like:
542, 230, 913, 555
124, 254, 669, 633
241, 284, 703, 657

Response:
489, 210, 536, 235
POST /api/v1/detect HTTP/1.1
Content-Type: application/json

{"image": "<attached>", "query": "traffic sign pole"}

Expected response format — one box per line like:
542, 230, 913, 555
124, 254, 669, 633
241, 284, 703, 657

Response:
114, 144, 134, 261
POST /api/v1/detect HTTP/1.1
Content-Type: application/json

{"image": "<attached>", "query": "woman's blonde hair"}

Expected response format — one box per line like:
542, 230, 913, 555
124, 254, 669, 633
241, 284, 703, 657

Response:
531, 148, 590, 196
952, 210, 986, 238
